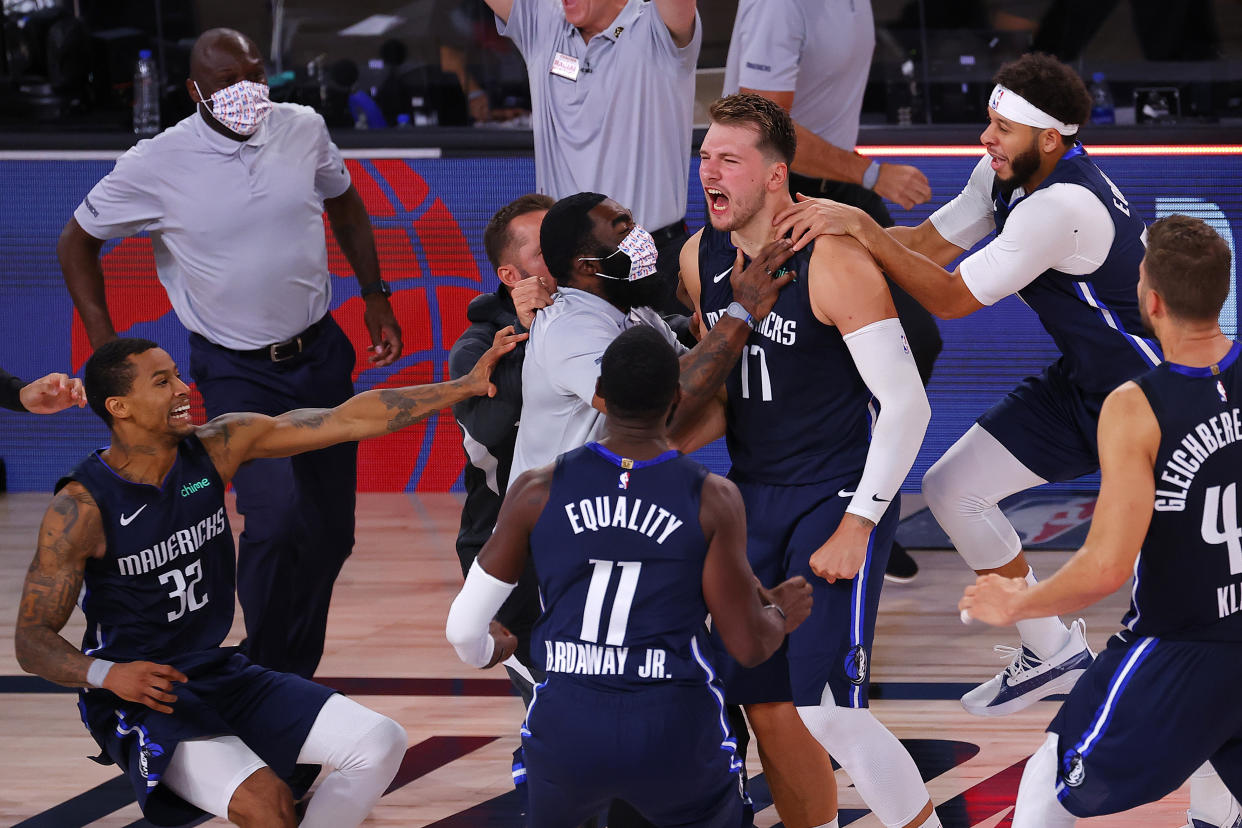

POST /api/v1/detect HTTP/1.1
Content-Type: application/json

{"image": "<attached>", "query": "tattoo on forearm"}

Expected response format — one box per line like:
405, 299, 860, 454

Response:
678, 324, 746, 405
285, 409, 331, 429
378, 387, 450, 431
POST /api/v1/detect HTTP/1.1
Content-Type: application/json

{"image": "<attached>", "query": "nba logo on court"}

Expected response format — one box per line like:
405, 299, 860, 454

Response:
618, 472, 630, 490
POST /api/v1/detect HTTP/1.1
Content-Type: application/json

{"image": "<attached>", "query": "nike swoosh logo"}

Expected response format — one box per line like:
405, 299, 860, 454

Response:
119, 505, 147, 526
872, 494, 891, 503
837, 489, 856, 498
713, 266, 733, 284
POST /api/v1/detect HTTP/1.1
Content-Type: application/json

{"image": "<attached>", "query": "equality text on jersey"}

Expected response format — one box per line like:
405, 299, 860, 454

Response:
563, 495, 685, 545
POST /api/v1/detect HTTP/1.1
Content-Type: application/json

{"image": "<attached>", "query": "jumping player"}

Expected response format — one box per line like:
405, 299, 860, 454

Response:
682, 93, 938, 828
776, 53, 1158, 716
446, 325, 813, 827
961, 215, 1242, 827
14, 330, 522, 827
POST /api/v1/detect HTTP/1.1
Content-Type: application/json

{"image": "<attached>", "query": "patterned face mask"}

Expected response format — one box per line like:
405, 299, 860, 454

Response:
194, 80, 273, 136
579, 224, 660, 281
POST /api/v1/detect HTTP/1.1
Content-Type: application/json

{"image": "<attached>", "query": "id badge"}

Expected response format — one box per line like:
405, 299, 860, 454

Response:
550, 52, 581, 81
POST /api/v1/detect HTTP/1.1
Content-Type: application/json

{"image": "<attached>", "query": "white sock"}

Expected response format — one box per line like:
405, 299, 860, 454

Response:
1015, 568, 1071, 659
296, 694, 407, 828
1013, 733, 1076, 828
1191, 762, 1241, 825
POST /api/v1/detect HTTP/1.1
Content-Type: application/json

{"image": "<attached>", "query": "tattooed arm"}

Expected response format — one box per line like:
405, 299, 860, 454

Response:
15, 483, 105, 685
199, 327, 526, 483
668, 239, 795, 437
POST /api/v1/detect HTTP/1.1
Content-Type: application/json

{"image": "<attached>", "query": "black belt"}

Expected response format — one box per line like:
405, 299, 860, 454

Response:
217, 315, 330, 362
650, 218, 688, 247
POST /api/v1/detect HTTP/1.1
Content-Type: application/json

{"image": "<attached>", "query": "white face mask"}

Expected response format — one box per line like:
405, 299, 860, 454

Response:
194, 79, 273, 136
578, 224, 660, 281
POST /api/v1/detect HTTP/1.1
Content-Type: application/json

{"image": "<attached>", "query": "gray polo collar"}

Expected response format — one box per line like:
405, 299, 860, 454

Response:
566, 0, 644, 44
192, 107, 271, 154
557, 286, 630, 325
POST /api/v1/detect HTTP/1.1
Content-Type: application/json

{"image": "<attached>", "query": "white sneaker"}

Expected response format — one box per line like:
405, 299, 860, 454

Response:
1182, 805, 1242, 827
961, 618, 1095, 717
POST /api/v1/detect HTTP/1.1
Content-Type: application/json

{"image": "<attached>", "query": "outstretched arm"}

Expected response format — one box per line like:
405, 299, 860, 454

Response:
200, 328, 526, 483
961, 383, 1157, 625
653, 0, 697, 47
15, 483, 188, 710
446, 465, 552, 668
702, 474, 811, 666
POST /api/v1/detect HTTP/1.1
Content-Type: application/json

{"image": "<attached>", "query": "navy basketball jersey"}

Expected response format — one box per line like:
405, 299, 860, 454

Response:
1127, 342, 1242, 641
993, 144, 1161, 394
59, 434, 236, 666
529, 443, 721, 691
697, 225, 871, 484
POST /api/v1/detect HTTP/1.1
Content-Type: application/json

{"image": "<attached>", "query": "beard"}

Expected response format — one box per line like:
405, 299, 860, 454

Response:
709, 187, 765, 233
600, 273, 671, 313
997, 142, 1042, 198
1139, 295, 1155, 336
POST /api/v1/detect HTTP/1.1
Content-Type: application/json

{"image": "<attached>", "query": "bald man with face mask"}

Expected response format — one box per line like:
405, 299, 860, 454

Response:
59, 28, 398, 680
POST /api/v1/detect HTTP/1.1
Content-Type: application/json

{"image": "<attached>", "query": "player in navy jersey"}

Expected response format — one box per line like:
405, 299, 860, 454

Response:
14, 331, 522, 827
446, 325, 813, 827
777, 53, 1158, 717
961, 215, 1242, 828
679, 94, 938, 828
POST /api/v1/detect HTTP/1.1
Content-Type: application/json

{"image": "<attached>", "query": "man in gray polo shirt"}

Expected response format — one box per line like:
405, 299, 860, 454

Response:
58, 28, 399, 679
484, 0, 701, 313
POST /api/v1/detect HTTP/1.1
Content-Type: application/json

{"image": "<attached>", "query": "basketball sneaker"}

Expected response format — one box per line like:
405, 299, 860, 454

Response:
961, 618, 1094, 716
884, 542, 919, 583
1181, 802, 1242, 828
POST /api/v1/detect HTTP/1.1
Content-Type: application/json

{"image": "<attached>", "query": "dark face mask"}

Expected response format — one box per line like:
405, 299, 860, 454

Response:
599, 273, 670, 313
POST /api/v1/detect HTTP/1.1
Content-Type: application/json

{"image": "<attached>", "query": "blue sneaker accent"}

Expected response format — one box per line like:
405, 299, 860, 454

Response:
962, 618, 1096, 717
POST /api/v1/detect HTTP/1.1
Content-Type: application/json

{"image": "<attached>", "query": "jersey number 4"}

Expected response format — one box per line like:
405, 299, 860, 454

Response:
1202, 484, 1242, 576
158, 560, 210, 622
580, 559, 642, 645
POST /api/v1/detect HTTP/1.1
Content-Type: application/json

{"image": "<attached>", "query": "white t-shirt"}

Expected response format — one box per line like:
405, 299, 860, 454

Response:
508, 287, 686, 487
74, 104, 351, 350
724, 0, 875, 152
930, 155, 1116, 306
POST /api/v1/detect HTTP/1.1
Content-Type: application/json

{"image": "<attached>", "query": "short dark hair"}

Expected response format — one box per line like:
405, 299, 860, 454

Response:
1144, 215, 1232, 322
540, 192, 609, 285
598, 326, 680, 419
84, 338, 159, 426
709, 93, 797, 166
483, 193, 555, 271
993, 53, 1092, 145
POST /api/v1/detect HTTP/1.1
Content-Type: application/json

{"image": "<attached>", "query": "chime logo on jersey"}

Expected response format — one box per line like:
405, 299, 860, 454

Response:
618, 472, 629, 490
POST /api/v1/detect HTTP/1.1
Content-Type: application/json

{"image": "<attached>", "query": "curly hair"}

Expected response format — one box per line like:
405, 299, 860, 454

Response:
994, 53, 1092, 144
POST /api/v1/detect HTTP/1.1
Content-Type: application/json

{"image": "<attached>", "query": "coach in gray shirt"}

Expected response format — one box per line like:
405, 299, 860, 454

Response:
58, 28, 399, 679
486, 0, 700, 312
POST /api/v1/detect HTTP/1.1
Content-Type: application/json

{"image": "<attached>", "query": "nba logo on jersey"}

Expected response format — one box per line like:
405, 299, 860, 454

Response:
1219, 380, 1228, 402
990, 86, 1004, 110
618, 472, 630, 490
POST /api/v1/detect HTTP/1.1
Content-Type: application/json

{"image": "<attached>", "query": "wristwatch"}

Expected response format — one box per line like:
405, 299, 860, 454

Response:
360, 279, 393, 298
862, 160, 882, 190
724, 301, 756, 330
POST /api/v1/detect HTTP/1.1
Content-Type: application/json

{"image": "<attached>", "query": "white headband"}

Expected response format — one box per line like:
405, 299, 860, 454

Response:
989, 84, 1079, 136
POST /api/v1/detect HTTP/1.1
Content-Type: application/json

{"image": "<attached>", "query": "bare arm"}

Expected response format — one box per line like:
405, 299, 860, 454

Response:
741, 88, 930, 210
961, 383, 1157, 624
15, 484, 103, 686
57, 218, 115, 348
887, 219, 966, 268
324, 184, 402, 367
653, 0, 697, 47
701, 474, 811, 666
200, 328, 525, 482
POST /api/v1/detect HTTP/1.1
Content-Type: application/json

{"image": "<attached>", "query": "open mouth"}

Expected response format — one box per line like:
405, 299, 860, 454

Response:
987, 150, 1006, 171
705, 187, 730, 214
170, 403, 191, 423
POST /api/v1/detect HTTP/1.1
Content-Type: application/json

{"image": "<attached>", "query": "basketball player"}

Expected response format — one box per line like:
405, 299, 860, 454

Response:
446, 325, 814, 827
680, 93, 938, 828
775, 53, 1157, 717
14, 330, 522, 827
960, 215, 1242, 828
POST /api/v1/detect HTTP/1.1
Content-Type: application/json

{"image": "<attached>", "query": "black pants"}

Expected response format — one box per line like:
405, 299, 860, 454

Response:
787, 173, 943, 385
189, 316, 357, 678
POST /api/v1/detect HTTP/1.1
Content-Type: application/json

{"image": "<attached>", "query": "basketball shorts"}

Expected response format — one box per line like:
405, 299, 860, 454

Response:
77, 649, 334, 826
711, 472, 898, 708
977, 357, 1110, 483
520, 679, 744, 828
1049, 631, 1242, 817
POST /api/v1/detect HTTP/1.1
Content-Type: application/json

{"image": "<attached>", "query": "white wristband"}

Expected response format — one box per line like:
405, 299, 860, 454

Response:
87, 658, 115, 689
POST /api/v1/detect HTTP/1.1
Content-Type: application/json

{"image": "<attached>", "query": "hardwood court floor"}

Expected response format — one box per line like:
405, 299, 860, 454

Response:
0, 492, 1190, 827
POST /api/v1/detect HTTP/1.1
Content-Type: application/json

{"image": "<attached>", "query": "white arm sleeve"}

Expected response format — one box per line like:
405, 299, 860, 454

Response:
958, 184, 1115, 306
842, 318, 931, 524
929, 155, 997, 250
445, 559, 517, 668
